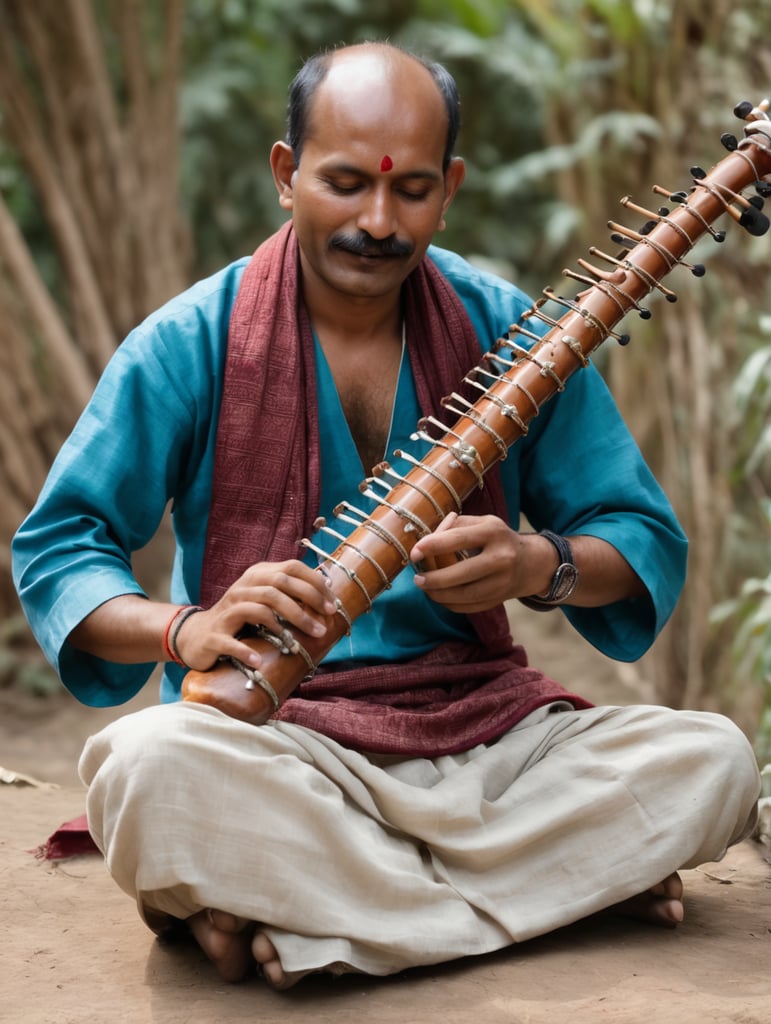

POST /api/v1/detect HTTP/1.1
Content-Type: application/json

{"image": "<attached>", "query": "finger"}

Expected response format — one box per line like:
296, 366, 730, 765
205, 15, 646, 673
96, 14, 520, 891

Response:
413, 543, 497, 589
233, 594, 333, 639
241, 561, 335, 608
410, 512, 458, 563
238, 568, 337, 619
433, 511, 459, 533
415, 561, 509, 611
209, 634, 265, 670
267, 573, 337, 617
413, 559, 471, 592
174, 618, 264, 673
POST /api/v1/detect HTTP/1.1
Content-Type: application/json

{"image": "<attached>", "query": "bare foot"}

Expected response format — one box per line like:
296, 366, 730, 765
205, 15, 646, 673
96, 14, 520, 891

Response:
615, 872, 685, 928
187, 909, 256, 982
252, 930, 305, 989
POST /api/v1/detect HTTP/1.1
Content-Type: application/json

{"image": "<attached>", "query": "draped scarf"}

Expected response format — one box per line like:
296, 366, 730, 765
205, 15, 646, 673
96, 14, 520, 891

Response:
200, 223, 589, 756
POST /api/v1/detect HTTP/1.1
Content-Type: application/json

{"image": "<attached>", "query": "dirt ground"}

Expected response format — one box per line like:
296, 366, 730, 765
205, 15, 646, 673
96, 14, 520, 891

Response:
2, 611, 770, 1024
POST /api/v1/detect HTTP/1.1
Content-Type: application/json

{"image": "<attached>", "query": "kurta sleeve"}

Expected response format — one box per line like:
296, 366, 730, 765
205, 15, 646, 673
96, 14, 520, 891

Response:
515, 362, 687, 661
12, 263, 243, 706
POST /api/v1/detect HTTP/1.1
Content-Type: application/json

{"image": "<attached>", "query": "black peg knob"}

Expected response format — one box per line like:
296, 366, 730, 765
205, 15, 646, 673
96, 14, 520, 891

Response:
734, 100, 754, 119
720, 133, 739, 151
691, 264, 706, 277
690, 166, 707, 179
739, 207, 770, 237
617, 334, 631, 346
755, 180, 771, 198
749, 195, 765, 210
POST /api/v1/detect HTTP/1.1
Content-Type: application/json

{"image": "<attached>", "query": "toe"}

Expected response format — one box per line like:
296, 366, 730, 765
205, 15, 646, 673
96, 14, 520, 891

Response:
207, 909, 250, 933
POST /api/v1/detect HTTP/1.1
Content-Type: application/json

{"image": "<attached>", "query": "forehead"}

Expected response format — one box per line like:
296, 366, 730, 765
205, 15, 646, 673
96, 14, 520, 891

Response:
303, 52, 448, 169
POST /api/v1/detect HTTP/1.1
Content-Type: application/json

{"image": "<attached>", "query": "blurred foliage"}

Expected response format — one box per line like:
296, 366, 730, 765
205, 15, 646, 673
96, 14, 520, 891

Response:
713, 340, 771, 758
0, 615, 59, 696
2, 0, 769, 757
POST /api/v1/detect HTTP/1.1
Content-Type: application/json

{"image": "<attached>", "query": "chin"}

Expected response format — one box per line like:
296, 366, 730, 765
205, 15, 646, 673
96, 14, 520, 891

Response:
329, 266, 407, 298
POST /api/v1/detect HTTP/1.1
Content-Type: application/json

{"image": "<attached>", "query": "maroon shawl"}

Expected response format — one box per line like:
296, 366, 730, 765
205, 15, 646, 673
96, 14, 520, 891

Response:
201, 223, 589, 756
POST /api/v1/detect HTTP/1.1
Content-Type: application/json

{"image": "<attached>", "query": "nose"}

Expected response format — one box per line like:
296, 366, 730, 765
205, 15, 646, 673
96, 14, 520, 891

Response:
356, 185, 398, 239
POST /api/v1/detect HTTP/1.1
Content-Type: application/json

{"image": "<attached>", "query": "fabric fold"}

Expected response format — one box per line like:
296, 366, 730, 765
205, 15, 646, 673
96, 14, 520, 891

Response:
199, 223, 589, 755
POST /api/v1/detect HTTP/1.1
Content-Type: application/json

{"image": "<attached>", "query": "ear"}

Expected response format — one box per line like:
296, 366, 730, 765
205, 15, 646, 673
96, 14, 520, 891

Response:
270, 141, 297, 211
437, 157, 466, 232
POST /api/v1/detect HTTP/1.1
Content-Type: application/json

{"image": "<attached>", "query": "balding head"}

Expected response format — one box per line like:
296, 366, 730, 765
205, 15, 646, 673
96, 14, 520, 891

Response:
285, 42, 460, 172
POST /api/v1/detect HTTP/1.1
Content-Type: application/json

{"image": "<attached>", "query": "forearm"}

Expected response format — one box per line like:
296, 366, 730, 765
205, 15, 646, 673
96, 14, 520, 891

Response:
410, 514, 647, 615
68, 594, 180, 665
523, 532, 646, 607
68, 560, 339, 673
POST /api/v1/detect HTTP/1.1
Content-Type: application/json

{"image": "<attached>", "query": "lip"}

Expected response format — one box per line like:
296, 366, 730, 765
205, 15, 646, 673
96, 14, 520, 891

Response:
341, 249, 404, 263
331, 240, 410, 261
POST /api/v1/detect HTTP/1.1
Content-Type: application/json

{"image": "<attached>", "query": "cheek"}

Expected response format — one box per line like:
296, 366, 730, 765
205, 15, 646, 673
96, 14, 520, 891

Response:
298, 194, 351, 233
407, 205, 447, 239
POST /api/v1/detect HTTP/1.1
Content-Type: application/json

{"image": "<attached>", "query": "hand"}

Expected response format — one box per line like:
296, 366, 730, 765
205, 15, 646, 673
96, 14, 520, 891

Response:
410, 513, 551, 614
175, 560, 338, 671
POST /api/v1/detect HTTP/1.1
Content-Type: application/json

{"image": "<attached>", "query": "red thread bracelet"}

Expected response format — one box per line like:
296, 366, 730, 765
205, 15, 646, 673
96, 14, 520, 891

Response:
162, 605, 203, 667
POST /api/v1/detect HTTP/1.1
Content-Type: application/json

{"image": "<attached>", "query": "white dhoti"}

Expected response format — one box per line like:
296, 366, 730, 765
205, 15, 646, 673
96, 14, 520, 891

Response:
79, 700, 760, 977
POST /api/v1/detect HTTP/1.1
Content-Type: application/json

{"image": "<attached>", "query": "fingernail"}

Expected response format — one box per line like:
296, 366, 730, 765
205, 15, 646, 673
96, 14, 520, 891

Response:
311, 622, 327, 637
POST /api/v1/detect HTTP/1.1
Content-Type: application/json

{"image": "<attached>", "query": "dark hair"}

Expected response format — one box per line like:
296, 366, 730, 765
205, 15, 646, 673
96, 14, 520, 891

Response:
285, 43, 460, 172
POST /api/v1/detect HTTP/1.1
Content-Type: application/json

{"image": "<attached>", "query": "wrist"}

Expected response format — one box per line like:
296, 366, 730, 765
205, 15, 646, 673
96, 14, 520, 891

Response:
162, 605, 204, 667
519, 531, 579, 611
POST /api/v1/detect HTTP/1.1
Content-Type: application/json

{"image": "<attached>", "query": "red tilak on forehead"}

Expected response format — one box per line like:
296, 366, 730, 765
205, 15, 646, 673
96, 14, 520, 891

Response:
380, 155, 394, 172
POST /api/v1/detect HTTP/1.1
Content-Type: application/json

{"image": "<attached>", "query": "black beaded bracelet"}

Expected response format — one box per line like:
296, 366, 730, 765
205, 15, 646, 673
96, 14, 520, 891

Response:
167, 604, 205, 666
519, 530, 579, 611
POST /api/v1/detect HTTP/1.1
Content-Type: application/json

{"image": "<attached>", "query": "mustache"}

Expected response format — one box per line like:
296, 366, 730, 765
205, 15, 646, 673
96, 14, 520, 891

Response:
330, 231, 414, 258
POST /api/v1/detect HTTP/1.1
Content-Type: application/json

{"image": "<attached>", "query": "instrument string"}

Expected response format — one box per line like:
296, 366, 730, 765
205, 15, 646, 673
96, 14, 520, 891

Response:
185, 100, 771, 715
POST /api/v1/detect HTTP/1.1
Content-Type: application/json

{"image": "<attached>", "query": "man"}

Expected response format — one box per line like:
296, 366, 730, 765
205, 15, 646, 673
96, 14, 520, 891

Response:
12, 42, 760, 987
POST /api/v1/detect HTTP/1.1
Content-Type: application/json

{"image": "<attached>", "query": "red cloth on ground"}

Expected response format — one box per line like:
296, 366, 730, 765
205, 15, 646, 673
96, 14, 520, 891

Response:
34, 813, 100, 861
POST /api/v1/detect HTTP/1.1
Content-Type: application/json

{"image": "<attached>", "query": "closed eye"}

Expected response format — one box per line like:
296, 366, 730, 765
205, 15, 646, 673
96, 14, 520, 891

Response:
324, 178, 363, 195
398, 188, 431, 202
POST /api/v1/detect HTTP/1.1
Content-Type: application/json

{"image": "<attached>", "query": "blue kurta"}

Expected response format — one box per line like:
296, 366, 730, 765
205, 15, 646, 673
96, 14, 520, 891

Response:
12, 245, 687, 707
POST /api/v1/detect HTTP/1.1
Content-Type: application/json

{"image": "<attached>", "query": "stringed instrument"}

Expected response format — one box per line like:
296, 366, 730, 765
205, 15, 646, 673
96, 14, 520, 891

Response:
182, 99, 771, 725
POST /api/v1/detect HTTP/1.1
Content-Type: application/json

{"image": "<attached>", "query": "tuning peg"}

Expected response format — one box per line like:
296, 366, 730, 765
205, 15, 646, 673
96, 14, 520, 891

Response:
755, 180, 771, 198
734, 100, 754, 120
739, 206, 770, 236
650, 184, 726, 242
734, 98, 770, 122
690, 166, 707, 179
720, 133, 739, 151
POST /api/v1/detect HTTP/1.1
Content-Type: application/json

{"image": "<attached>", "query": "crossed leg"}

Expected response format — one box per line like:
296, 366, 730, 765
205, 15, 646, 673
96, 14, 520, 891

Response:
187, 872, 686, 986
83, 703, 757, 988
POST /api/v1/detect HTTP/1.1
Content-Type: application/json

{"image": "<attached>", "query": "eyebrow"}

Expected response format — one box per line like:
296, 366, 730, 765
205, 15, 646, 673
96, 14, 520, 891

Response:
321, 161, 442, 183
